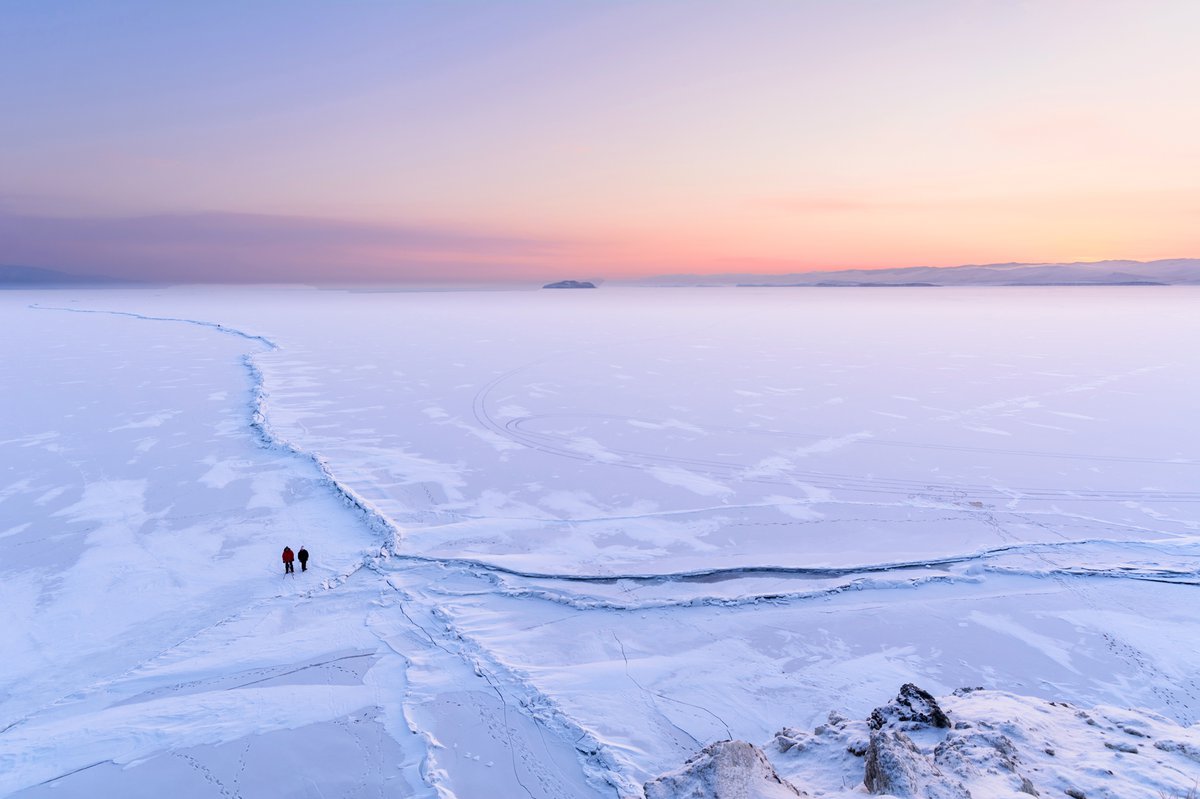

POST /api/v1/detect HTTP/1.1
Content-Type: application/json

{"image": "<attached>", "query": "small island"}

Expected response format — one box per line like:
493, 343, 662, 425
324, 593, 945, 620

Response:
542, 280, 596, 289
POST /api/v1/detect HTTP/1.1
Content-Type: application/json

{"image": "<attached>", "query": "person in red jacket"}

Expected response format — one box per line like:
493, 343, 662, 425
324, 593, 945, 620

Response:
282, 546, 295, 574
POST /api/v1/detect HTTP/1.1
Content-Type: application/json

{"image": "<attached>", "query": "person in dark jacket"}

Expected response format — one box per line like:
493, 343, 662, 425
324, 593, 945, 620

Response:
298, 546, 309, 572
282, 546, 295, 574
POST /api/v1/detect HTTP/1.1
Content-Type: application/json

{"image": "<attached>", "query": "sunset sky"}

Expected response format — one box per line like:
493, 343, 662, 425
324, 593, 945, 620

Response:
3, 1, 1198, 283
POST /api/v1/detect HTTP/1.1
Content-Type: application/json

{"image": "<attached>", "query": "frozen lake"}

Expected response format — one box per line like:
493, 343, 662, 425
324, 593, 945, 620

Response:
3, 286, 1199, 797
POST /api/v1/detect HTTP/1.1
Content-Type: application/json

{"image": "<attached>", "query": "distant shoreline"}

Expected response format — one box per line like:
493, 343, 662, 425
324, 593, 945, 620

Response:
728, 280, 1168, 288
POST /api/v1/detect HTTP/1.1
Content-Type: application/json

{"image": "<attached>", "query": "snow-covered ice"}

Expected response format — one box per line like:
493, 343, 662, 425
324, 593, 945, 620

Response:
2, 286, 1199, 797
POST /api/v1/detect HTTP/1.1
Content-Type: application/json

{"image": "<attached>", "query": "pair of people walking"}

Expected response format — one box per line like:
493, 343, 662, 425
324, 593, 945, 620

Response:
282, 545, 309, 574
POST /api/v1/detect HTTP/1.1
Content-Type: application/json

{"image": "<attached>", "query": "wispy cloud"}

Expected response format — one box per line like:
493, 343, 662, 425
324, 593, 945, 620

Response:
0, 211, 572, 283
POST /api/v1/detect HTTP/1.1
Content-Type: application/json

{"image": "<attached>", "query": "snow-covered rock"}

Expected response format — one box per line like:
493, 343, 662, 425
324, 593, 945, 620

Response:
644, 739, 803, 799
868, 683, 951, 731
772, 685, 1200, 799
863, 729, 969, 798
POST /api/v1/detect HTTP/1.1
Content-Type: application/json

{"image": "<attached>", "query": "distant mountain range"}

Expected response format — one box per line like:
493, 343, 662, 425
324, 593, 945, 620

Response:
0, 265, 131, 287
628, 259, 1200, 287
6, 259, 1199, 288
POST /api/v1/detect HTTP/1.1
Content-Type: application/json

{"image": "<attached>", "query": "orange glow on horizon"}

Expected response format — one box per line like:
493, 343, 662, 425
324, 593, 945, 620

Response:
2, 2, 1197, 281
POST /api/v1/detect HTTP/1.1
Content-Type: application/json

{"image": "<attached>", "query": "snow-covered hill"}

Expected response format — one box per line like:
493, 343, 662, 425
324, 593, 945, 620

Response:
648, 684, 1200, 798
632, 258, 1200, 286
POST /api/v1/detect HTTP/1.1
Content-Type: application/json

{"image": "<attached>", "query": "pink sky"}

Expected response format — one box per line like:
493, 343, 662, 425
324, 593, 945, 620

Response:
3, 1, 1198, 282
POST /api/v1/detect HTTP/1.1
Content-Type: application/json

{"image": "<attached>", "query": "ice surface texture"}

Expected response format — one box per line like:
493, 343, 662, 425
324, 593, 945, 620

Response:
2, 286, 1199, 798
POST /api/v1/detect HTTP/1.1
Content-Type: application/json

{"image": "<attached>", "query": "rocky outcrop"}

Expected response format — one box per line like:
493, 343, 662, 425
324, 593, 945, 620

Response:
542, 280, 596, 289
863, 729, 970, 799
644, 739, 802, 799
869, 683, 951, 731
654, 686, 1200, 799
